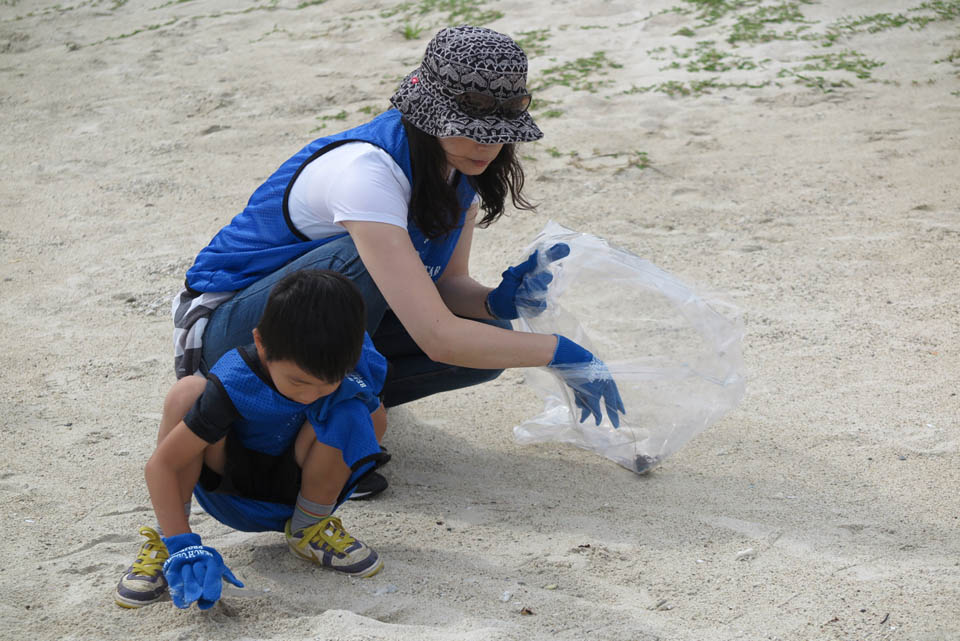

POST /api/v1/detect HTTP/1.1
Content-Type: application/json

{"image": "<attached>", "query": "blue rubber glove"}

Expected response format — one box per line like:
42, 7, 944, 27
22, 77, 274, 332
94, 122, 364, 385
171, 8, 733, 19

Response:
486, 243, 570, 320
548, 335, 626, 428
162, 533, 244, 610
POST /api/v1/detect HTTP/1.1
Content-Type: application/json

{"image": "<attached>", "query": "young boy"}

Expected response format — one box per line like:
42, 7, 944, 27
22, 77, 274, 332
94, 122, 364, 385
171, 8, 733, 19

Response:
115, 269, 388, 610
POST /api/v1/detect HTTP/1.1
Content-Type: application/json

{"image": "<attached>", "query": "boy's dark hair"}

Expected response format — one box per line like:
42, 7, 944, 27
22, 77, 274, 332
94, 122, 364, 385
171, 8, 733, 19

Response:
402, 118, 535, 240
256, 269, 366, 382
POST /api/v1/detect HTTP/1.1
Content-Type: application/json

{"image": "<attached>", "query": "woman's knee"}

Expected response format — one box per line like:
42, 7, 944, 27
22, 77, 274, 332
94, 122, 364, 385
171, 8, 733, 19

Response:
205, 237, 389, 353
157, 375, 207, 444
463, 363, 505, 386
162, 375, 206, 421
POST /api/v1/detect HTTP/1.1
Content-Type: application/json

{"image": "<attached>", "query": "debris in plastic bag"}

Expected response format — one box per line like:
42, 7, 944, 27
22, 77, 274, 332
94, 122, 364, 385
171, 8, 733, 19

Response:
633, 454, 660, 475
513, 221, 745, 475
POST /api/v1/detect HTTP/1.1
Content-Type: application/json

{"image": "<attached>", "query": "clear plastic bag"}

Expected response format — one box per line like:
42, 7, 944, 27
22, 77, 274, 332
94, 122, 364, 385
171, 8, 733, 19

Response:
514, 221, 746, 474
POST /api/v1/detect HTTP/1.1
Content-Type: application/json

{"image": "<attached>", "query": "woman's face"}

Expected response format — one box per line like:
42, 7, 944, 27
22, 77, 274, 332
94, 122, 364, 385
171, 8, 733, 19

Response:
437, 137, 503, 175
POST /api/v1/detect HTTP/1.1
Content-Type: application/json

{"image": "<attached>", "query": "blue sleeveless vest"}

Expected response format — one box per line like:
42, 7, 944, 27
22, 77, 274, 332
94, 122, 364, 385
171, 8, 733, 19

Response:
192, 334, 387, 532
185, 109, 476, 293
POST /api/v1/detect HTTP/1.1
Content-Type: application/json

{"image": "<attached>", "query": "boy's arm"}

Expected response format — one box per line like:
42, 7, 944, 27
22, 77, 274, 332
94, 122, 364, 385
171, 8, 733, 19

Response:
144, 421, 209, 537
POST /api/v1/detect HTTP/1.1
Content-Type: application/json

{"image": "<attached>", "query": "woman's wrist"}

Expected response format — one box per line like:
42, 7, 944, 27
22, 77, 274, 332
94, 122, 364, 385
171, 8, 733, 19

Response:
483, 291, 499, 320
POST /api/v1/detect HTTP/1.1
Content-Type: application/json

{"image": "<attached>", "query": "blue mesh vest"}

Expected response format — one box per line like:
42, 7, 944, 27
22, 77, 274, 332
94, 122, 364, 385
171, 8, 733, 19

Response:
192, 335, 387, 532
185, 109, 475, 293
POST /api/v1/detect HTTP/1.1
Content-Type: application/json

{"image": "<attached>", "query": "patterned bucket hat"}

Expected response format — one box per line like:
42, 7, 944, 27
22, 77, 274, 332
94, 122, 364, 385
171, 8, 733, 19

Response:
391, 26, 543, 144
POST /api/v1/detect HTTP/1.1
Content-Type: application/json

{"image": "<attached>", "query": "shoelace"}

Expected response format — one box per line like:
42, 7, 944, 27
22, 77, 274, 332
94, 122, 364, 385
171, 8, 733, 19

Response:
296, 516, 356, 556
130, 526, 169, 577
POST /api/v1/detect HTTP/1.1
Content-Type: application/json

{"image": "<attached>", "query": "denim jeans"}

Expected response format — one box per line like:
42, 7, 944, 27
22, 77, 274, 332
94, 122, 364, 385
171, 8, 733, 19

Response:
201, 233, 510, 407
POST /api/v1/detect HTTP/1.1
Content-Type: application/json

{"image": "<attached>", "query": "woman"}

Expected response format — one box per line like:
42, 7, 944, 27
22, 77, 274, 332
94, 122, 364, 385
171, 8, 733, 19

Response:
172, 25, 624, 495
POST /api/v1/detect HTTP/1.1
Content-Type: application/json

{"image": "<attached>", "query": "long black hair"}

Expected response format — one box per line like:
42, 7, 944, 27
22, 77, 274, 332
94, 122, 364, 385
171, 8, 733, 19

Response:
402, 118, 535, 239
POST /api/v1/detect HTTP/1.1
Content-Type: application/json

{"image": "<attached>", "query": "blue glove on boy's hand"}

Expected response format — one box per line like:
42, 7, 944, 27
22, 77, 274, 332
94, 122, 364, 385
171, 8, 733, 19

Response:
548, 335, 626, 428
162, 533, 244, 610
486, 243, 570, 320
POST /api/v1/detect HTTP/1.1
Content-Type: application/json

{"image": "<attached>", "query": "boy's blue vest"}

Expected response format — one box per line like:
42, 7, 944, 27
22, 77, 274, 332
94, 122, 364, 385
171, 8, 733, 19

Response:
185, 109, 476, 293
192, 334, 387, 532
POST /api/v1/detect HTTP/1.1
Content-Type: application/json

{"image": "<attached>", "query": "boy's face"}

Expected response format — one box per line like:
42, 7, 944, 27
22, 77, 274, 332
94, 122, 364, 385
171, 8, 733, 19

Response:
253, 329, 340, 404
264, 358, 340, 405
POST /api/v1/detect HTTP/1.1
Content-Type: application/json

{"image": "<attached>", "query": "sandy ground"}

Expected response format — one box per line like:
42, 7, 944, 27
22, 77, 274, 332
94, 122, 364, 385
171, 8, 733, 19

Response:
1, 1, 959, 640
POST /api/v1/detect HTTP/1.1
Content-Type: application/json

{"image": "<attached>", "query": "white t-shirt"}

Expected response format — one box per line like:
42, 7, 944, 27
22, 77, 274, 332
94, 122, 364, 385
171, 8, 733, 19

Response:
287, 142, 411, 240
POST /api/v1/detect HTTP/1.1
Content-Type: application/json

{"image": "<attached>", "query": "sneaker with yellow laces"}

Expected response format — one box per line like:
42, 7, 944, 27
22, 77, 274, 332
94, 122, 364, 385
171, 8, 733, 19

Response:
114, 526, 169, 608
285, 516, 383, 578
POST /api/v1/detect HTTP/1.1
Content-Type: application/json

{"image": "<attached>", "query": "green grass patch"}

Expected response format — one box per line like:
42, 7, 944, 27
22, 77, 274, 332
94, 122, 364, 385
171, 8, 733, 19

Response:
727, 2, 814, 44
566, 149, 652, 173
625, 77, 769, 97
89, 16, 181, 45
530, 51, 622, 92
381, 0, 502, 26
914, 0, 960, 21
311, 110, 349, 132
251, 23, 290, 42
778, 69, 852, 92
823, 2, 960, 45
615, 150, 651, 172
790, 50, 884, 79
831, 12, 910, 34
530, 97, 564, 118
312, 110, 348, 129
661, 1, 815, 44
656, 40, 761, 72
639, 0, 959, 96
319, 110, 348, 121
934, 48, 960, 64
400, 22, 426, 39
674, 0, 763, 27
151, 0, 198, 9
515, 28, 551, 57
78, 0, 337, 48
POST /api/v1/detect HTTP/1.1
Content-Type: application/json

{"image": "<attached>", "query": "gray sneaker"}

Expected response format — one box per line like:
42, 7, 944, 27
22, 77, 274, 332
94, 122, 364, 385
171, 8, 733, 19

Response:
115, 526, 169, 608
285, 516, 383, 578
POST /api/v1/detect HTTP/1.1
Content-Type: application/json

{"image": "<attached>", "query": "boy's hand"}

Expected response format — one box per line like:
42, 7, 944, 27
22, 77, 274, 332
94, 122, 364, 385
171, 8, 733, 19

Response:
487, 242, 570, 320
548, 335, 626, 428
162, 533, 244, 610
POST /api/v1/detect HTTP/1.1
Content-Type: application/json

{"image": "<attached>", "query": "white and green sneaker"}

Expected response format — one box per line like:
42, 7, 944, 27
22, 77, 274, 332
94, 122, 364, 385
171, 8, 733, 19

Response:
114, 526, 169, 608
285, 516, 383, 578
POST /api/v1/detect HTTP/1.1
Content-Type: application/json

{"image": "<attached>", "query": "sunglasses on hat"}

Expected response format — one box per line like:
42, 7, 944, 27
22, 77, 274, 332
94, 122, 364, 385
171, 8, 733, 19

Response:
454, 91, 532, 119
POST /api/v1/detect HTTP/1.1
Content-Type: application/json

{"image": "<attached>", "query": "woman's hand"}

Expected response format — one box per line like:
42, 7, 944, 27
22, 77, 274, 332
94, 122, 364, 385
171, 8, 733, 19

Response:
548, 335, 625, 428
486, 243, 569, 320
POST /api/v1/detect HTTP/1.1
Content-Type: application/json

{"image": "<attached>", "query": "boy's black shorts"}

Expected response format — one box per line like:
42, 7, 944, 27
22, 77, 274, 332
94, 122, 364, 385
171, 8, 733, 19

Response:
198, 431, 302, 505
